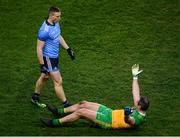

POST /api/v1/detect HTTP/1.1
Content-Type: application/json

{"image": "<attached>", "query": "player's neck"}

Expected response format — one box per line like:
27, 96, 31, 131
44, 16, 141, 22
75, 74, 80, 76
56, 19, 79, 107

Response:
138, 108, 146, 114
47, 18, 54, 25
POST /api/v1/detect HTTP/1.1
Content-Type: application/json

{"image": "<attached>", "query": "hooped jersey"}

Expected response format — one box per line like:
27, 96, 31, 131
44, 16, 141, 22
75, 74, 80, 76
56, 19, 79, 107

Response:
38, 20, 61, 58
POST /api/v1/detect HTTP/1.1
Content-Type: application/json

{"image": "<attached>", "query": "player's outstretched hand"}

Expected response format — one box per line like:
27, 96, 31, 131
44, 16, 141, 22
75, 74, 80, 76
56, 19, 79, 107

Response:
132, 64, 143, 77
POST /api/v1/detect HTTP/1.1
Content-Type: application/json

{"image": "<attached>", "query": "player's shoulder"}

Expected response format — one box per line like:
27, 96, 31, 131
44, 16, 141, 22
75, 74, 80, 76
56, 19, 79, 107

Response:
55, 22, 60, 28
39, 20, 50, 32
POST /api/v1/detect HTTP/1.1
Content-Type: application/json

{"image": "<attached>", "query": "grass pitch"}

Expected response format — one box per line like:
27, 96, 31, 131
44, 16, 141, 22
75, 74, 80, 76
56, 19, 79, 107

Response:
0, 0, 179, 135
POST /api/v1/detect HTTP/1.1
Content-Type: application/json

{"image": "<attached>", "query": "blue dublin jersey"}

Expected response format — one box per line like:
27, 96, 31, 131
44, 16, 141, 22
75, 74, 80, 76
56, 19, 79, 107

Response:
38, 20, 61, 58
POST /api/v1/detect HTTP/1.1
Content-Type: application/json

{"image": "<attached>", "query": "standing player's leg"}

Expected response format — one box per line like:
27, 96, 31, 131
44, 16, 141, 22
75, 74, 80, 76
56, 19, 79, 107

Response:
35, 73, 49, 94
31, 73, 49, 107
50, 71, 70, 107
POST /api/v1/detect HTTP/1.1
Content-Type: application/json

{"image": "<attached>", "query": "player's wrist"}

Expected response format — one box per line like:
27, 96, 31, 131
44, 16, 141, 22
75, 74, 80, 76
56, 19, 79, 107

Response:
66, 47, 71, 51
133, 76, 138, 80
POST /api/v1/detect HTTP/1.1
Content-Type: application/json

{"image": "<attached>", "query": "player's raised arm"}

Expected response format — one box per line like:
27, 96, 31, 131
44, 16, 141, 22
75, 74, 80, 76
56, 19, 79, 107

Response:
124, 65, 149, 126
131, 64, 143, 107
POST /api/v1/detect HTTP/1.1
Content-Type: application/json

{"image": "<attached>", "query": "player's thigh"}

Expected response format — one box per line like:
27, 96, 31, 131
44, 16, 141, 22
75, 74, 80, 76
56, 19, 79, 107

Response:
50, 71, 62, 84
79, 101, 100, 111
78, 108, 97, 122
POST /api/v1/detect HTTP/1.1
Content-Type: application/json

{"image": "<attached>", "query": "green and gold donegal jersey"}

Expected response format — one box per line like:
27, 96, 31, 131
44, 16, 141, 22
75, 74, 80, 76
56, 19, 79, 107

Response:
130, 110, 146, 126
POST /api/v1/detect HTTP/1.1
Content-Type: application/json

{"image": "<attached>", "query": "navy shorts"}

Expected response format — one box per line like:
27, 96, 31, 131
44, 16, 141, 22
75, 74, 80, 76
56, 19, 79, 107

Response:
41, 56, 59, 73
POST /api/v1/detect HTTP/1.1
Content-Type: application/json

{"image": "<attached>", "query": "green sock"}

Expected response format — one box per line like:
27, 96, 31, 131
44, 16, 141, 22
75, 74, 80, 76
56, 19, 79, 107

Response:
52, 119, 61, 126
57, 108, 67, 115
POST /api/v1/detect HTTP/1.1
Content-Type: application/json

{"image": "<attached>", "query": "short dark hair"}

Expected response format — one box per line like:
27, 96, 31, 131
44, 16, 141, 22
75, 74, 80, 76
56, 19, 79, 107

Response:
48, 6, 60, 15
138, 96, 150, 111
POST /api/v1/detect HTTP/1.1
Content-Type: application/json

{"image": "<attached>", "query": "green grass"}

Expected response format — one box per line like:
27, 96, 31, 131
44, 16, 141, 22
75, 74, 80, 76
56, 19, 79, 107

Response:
0, 0, 180, 135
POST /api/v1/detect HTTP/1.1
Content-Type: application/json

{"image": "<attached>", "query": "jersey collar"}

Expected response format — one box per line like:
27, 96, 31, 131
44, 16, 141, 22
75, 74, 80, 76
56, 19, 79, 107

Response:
46, 20, 55, 26
139, 111, 146, 116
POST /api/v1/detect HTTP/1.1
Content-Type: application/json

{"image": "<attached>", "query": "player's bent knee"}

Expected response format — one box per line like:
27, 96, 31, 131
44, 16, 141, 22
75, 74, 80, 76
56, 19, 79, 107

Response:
79, 104, 85, 109
76, 108, 87, 116
79, 100, 87, 104
54, 80, 62, 87
79, 101, 89, 108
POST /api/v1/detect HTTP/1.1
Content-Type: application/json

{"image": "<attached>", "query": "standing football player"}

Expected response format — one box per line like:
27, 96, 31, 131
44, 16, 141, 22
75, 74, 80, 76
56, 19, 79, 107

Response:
31, 6, 75, 108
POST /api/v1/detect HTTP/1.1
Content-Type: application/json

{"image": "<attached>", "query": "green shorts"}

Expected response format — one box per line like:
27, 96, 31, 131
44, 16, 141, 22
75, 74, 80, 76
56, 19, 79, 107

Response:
95, 105, 113, 129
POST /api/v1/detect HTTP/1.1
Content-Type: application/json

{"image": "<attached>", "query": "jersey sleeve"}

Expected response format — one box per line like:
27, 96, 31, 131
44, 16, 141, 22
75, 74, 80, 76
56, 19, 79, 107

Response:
130, 111, 145, 126
38, 30, 48, 41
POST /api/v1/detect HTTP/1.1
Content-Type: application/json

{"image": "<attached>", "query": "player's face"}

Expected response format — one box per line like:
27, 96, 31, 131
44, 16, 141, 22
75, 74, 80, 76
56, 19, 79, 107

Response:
52, 12, 61, 23
137, 105, 141, 110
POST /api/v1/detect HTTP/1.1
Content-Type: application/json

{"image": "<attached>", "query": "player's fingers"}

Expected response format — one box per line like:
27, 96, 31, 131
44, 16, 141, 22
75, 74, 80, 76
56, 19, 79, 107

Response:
132, 64, 136, 69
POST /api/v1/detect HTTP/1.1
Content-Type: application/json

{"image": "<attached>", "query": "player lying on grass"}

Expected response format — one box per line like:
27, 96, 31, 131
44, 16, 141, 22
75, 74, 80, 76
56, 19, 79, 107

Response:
40, 64, 150, 129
